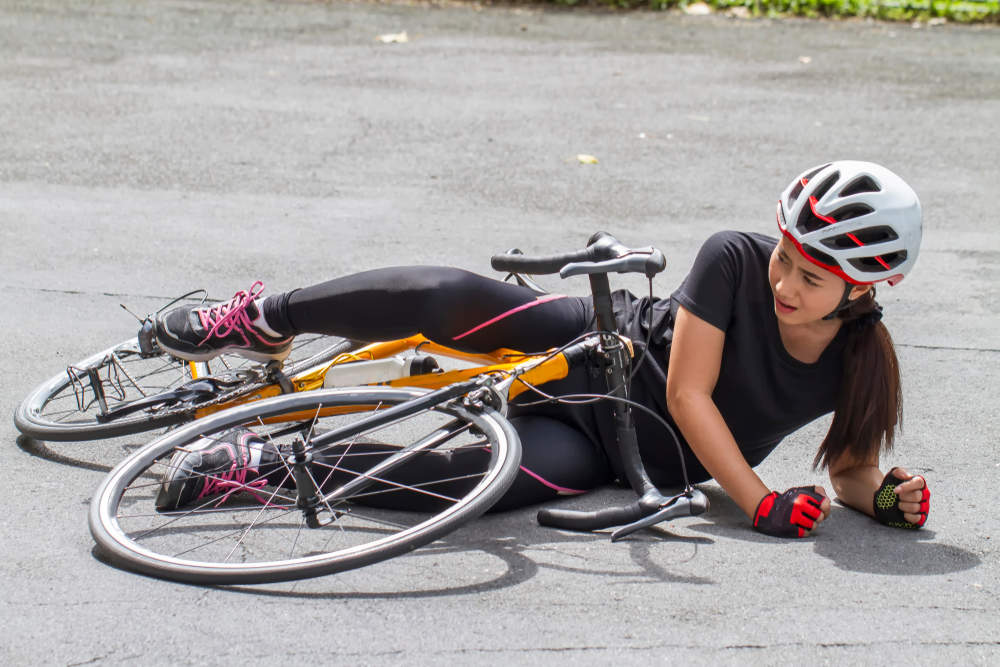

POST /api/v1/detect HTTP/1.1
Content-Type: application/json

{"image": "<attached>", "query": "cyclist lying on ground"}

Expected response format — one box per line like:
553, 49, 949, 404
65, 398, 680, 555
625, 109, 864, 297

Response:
152, 160, 930, 539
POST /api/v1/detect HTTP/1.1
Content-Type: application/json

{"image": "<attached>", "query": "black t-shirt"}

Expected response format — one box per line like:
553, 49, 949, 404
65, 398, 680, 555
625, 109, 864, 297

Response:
604, 231, 847, 486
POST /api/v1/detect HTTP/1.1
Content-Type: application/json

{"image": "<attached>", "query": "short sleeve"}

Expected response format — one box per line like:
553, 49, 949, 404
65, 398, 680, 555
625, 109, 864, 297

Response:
670, 231, 744, 332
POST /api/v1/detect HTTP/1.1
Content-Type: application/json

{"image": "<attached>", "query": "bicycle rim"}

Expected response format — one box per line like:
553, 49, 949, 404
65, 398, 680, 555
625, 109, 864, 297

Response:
15, 334, 352, 441
89, 386, 521, 585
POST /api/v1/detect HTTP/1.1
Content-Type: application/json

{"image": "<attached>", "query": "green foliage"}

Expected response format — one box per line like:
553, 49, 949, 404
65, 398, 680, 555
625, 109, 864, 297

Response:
550, 0, 1000, 22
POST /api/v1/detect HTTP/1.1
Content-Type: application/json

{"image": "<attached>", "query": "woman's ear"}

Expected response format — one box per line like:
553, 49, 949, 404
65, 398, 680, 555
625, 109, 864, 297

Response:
848, 284, 872, 302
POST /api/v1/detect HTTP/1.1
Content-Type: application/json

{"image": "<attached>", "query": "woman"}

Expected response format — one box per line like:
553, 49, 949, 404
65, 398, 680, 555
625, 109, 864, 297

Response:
153, 160, 931, 538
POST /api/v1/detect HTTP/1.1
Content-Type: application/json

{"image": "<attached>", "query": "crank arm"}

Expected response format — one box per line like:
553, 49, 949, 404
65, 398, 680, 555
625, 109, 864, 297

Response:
94, 379, 221, 423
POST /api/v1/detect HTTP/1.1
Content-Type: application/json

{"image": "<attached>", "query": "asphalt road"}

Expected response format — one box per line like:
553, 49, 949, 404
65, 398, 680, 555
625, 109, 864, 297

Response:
2, 1, 998, 664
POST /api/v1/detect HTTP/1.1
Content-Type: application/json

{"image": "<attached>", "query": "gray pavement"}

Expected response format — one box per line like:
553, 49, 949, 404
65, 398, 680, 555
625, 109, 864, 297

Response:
2, 0, 998, 664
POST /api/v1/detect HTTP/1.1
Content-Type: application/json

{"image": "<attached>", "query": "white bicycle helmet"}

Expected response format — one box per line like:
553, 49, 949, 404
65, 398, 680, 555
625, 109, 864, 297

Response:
777, 161, 922, 285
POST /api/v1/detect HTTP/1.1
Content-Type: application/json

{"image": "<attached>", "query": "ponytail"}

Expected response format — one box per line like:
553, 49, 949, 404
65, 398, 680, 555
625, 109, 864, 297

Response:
814, 288, 903, 469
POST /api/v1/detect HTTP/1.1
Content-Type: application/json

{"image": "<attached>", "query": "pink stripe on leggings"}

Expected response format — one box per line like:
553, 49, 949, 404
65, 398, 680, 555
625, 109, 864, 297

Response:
452, 294, 568, 341
519, 465, 588, 495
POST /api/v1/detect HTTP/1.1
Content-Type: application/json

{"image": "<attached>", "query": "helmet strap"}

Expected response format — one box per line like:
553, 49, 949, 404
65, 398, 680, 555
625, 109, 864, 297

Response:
822, 283, 855, 321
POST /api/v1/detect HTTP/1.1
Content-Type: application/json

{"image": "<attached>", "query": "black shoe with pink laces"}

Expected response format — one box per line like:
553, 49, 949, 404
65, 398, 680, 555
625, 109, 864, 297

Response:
153, 282, 292, 362
155, 427, 284, 511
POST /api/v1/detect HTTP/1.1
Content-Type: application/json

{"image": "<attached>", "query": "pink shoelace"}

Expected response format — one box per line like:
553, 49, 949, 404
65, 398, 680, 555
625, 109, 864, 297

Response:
195, 439, 273, 507
198, 281, 282, 347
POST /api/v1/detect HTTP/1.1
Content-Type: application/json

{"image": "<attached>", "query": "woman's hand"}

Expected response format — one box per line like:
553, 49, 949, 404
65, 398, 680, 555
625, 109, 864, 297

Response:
753, 485, 832, 538
873, 467, 930, 528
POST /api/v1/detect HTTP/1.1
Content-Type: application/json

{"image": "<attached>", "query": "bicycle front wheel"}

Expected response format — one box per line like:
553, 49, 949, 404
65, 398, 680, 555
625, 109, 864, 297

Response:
89, 386, 521, 585
15, 334, 352, 441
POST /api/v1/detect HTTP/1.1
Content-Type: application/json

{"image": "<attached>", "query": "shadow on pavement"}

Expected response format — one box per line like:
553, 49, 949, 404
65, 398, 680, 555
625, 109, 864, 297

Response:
16, 434, 120, 473
16, 433, 153, 473
813, 518, 980, 576
688, 488, 981, 575
93, 500, 718, 598
217, 533, 716, 599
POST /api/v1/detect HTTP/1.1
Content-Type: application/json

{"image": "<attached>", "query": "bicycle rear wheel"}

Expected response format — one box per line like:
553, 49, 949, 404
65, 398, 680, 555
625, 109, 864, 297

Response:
89, 386, 521, 585
15, 333, 352, 441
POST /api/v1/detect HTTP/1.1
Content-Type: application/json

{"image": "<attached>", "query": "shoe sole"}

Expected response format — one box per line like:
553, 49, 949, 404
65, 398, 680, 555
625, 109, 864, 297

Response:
156, 337, 292, 364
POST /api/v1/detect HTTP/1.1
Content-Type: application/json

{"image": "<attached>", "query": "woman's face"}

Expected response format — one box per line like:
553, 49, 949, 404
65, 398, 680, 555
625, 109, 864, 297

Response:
768, 236, 869, 326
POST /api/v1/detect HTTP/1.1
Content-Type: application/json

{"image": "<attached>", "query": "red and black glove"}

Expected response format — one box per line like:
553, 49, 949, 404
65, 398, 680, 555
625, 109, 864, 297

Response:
753, 486, 826, 538
873, 469, 930, 528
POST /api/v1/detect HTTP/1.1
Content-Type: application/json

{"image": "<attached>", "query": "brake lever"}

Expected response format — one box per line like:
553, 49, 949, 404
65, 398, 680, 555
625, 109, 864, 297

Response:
560, 250, 666, 280
610, 503, 684, 542
609, 488, 710, 542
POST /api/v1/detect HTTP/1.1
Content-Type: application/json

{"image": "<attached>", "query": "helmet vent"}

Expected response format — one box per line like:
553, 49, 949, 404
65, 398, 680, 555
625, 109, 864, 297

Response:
839, 175, 881, 197
801, 244, 837, 267
854, 225, 899, 245
788, 164, 829, 206
849, 250, 907, 273
788, 180, 805, 205
820, 225, 898, 250
811, 171, 840, 201
828, 203, 874, 222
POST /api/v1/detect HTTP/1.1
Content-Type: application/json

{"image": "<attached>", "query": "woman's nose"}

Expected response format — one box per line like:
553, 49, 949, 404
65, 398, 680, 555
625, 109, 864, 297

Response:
774, 277, 794, 299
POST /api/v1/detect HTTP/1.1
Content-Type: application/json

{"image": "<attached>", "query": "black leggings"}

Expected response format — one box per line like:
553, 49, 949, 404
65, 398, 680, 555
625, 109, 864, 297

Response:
264, 266, 591, 353
260, 267, 614, 510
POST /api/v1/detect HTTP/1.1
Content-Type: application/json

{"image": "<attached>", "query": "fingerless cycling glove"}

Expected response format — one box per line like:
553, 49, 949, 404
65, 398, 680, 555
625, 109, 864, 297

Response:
753, 486, 825, 538
873, 469, 929, 529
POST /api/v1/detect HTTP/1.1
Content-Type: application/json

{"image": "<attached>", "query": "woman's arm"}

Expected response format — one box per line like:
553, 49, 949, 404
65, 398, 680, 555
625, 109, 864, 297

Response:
666, 306, 829, 526
828, 453, 883, 517
830, 452, 929, 526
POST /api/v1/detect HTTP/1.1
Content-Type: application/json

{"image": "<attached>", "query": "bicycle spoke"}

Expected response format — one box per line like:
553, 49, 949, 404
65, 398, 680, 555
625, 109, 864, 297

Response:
289, 519, 306, 560
92, 385, 518, 583
223, 482, 302, 563
325, 467, 462, 504
170, 507, 302, 559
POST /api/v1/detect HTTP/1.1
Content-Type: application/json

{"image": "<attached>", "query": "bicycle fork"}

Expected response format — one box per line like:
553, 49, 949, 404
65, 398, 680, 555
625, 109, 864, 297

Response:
283, 380, 495, 529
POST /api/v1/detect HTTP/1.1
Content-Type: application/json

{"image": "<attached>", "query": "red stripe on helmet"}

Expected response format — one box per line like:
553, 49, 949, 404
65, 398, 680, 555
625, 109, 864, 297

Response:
808, 196, 893, 275
809, 196, 837, 225
777, 228, 868, 285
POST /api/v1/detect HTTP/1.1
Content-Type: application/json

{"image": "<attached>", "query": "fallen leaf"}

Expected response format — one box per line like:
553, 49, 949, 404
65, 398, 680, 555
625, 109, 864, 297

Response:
376, 31, 408, 44
683, 2, 712, 15
577, 154, 599, 165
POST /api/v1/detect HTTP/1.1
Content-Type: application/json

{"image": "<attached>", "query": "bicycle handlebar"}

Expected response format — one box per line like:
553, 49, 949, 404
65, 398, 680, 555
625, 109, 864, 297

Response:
490, 231, 665, 279
491, 231, 703, 541
537, 488, 709, 541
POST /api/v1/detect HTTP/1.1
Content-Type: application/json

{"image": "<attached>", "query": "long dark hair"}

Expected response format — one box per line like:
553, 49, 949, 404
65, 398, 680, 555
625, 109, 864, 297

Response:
814, 287, 903, 469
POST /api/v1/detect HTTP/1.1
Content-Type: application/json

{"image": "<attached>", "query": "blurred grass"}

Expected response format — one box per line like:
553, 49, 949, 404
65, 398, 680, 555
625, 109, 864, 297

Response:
550, 0, 1000, 22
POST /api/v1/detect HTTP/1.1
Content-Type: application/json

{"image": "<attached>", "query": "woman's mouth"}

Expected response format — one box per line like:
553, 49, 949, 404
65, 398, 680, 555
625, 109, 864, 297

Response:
774, 297, 797, 314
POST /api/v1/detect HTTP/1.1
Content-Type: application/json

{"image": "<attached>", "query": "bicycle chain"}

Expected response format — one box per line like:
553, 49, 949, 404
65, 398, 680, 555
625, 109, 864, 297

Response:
142, 379, 273, 423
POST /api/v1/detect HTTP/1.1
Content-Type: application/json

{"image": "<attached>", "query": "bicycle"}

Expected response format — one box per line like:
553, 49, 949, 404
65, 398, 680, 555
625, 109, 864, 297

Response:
14, 298, 355, 442
80, 233, 709, 584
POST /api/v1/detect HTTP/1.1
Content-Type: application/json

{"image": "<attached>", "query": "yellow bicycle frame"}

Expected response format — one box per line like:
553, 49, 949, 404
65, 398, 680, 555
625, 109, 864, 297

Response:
193, 334, 570, 419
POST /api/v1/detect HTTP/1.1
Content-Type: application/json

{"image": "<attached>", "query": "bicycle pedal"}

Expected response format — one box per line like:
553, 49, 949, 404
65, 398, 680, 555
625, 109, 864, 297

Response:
265, 361, 294, 394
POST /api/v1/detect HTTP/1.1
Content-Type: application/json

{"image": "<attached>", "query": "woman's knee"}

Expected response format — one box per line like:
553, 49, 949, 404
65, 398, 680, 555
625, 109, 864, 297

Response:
489, 415, 610, 512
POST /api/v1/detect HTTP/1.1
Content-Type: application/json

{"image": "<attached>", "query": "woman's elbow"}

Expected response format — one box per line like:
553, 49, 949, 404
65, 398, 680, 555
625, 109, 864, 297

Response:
666, 384, 707, 420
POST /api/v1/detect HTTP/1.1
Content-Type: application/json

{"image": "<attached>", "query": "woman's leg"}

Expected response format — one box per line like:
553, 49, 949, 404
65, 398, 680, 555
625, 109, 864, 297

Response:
293, 414, 610, 513
490, 415, 610, 511
262, 266, 590, 354
153, 267, 589, 363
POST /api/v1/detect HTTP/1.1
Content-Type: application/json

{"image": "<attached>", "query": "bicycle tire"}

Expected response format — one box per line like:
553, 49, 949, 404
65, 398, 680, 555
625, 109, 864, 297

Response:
89, 386, 521, 584
14, 334, 354, 442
